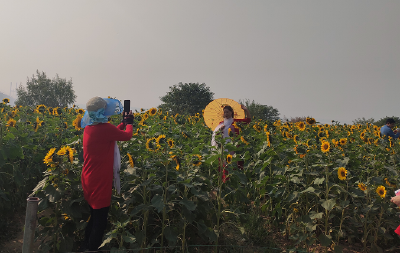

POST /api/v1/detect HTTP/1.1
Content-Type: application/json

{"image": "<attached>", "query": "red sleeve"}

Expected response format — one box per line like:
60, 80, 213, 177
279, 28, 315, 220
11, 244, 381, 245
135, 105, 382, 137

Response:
104, 123, 133, 141
234, 118, 251, 124
117, 122, 126, 130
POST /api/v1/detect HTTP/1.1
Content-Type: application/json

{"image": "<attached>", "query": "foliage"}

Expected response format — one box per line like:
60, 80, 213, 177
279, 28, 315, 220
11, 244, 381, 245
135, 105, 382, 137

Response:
239, 99, 280, 122
15, 70, 76, 108
374, 116, 400, 128
0, 101, 82, 233
282, 116, 307, 123
159, 83, 214, 115
3, 100, 400, 252
352, 117, 376, 125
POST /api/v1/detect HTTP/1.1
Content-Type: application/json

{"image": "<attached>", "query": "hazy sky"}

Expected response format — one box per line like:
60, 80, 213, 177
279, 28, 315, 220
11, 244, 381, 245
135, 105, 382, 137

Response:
1, 1, 399, 124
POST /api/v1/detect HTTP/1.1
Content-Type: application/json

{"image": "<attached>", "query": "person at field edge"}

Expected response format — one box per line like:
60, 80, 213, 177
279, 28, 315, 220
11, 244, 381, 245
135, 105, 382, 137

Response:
380, 118, 400, 139
211, 104, 251, 182
80, 97, 133, 251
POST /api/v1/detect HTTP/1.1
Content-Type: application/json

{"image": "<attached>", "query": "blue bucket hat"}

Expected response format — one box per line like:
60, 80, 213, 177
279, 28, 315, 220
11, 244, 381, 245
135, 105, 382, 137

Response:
81, 97, 123, 128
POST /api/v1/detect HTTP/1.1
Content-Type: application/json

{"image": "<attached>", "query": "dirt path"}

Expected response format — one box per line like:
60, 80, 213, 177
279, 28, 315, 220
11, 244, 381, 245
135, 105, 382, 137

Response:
0, 209, 41, 253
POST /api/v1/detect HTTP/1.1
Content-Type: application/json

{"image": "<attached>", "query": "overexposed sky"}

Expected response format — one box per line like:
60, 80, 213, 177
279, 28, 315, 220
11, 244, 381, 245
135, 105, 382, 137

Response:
1, 1, 399, 124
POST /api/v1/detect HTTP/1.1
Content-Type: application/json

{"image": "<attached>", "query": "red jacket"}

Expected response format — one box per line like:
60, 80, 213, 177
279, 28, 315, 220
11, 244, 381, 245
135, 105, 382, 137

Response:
82, 122, 133, 209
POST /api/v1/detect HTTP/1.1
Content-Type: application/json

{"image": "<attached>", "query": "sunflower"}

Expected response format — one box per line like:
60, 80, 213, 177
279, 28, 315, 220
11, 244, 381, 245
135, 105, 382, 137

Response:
263, 124, 268, 132
266, 132, 271, 147
43, 148, 56, 165
142, 113, 149, 120
57, 147, 68, 156
339, 138, 347, 145
52, 107, 59, 116
273, 120, 281, 127
171, 155, 180, 171
167, 139, 175, 148
240, 136, 249, 145
321, 141, 330, 153
62, 169, 69, 176
358, 183, 367, 191
63, 122, 68, 128
293, 135, 299, 144
146, 137, 158, 151
66, 147, 74, 163
253, 124, 262, 132
149, 108, 157, 116
384, 178, 396, 188
182, 131, 189, 138
192, 154, 202, 166
76, 108, 85, 114
296, 121, 306, 131
9, 110, 18, 118
35, 104, 46, 113
156, 134, 166, 147
376, 186, 386, 198
360, 131, 366, 140
6, 118, 16, 127
226, 154, 233, 164
294, 145, 307, 155
33, 122, 40, 132
72, 114, 83, 130
337, 167, 347, 180
127, 153, 134, 167
306, 117, 316, 125
2, 98, 10, 104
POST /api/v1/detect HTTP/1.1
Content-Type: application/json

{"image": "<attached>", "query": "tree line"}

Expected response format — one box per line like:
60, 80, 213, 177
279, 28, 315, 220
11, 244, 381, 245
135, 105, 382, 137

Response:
14, 70, 395, 125
15, 71, 281, 122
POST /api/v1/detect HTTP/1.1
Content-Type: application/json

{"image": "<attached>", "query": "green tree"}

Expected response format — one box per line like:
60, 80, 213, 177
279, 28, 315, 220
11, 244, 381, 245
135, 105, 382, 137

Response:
374, 116, 400, 127
239, 99, 280, 122
159, 82, 214, 115
15, 70, 76, 107
352, 117, 376, 125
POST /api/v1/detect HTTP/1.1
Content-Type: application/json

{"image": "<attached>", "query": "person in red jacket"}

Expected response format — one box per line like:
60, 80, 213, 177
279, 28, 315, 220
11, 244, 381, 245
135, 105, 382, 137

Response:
80, 97, 133, 251
211, 104, 251, 182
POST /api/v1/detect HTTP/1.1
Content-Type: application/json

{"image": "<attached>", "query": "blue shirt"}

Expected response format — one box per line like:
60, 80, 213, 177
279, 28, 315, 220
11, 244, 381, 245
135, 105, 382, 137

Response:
380, 125, 400, 139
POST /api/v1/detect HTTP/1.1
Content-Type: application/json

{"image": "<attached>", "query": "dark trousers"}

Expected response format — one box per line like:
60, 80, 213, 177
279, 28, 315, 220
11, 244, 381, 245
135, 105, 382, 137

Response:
84, 205, 110, 251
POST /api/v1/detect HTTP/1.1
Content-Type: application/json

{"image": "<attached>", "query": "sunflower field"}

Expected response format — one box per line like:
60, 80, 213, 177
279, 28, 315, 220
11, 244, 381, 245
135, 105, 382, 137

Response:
1, 98, 400, 252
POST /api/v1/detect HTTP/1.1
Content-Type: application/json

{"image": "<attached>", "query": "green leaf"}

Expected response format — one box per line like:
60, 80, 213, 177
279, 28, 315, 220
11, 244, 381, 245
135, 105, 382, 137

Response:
309, 211, 323, 220
313, 177, 325, 185
180, 197, 196, 211
333, 244, 343, 253
321, 199, 336, 211
151, 194, 164, 213
290, 176, 301, 184
301, 187, 316, 194
99, 236, 114, 248
3, 132, 15, 141
164, 226, 178, 246
123, 232, 136, 244
318, 233, 332, 247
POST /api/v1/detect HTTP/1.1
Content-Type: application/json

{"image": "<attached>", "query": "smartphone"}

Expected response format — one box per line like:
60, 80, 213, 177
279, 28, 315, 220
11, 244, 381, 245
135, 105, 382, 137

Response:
124, 100, 130, 112
123, 100, 130, 118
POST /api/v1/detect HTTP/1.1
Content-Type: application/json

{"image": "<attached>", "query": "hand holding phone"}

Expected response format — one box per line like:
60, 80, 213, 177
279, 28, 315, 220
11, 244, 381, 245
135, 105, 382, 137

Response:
123, 100, 134, 124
